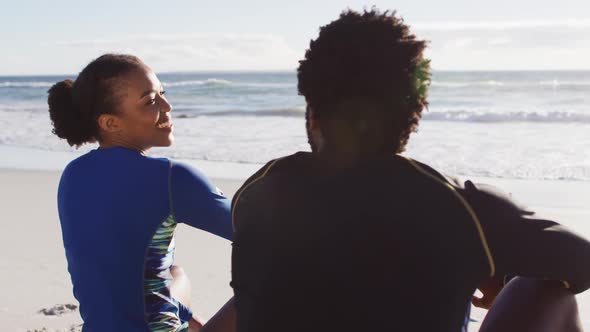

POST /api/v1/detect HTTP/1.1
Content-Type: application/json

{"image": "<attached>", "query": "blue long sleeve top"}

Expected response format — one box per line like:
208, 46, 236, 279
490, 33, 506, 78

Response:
57, 147, 232, 331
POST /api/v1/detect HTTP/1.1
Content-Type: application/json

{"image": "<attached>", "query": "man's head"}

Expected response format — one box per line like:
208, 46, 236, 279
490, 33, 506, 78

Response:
297, 8, 431, 156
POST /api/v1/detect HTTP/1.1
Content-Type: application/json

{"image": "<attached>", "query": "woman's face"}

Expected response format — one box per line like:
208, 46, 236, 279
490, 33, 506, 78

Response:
110, 66, 174, 151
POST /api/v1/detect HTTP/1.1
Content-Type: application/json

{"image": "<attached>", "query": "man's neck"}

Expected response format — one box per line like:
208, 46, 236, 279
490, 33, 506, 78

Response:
316, 145, 376, 168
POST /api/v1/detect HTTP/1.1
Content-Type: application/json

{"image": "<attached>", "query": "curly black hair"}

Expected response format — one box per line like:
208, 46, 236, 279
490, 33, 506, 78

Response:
297, 8, 430, 154
48, 54, 145, 147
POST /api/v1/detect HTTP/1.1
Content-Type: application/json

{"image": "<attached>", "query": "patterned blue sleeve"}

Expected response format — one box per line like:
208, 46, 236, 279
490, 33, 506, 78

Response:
178, 301, 194, 324
170, 161, 233, 240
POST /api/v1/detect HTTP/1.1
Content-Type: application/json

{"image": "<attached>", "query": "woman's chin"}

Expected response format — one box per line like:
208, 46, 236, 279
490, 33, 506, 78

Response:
154, 135, 174, 147
162, 137, 174, 147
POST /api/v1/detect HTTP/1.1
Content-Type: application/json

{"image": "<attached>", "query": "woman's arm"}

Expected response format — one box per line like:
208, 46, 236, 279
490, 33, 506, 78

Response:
169, 161, 233, 240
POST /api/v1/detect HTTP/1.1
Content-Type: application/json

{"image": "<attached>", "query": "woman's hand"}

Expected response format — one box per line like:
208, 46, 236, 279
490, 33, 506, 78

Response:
198, 297, 236, 332
473, 277, 504, 309
188, 315, 205, 332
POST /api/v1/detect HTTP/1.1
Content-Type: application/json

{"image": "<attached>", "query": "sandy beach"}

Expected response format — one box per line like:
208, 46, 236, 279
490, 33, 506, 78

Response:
1, 167, 589, 331
0, 168, 241, 332
2, 2, 590, 331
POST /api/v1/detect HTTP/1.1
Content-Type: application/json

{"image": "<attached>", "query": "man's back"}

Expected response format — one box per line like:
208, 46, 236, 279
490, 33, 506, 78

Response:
226, 8, 590, 332
231, 152, 492, 331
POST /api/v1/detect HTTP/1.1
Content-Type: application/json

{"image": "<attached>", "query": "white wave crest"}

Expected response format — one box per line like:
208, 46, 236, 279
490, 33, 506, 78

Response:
163, 78, 293, 89
431, 80, 505, 88
175, 107, 306, 118
423, 110, 590, 123
431, 80, 590, 89
163, 78, 232, 87
0, 81, 53, 88
537, 80, 590, 87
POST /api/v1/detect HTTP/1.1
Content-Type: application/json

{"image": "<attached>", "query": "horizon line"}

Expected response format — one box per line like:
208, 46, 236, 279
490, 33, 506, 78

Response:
3, 68, 590, 77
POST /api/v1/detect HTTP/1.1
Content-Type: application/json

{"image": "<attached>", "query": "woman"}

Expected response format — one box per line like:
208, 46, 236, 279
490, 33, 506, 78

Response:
48, 54, 232, 331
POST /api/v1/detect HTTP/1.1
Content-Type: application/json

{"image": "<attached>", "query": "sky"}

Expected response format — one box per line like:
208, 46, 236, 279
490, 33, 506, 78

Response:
2, 0, 590, 75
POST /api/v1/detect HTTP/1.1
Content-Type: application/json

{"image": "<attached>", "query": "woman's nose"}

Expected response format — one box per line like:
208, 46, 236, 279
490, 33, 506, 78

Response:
161, 96, 172, 113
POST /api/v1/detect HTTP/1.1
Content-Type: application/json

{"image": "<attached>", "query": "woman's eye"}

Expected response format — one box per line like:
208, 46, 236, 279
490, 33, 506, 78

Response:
147, 98, 156, 105
161, 90, 166, 96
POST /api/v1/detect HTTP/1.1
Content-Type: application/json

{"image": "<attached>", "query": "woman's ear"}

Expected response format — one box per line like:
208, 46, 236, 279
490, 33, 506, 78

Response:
97, 114, 121, 133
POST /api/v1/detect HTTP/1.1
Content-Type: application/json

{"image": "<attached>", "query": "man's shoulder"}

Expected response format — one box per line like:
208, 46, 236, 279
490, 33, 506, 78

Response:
241, 152, 310, 186
231, 152, 309, 209
394, 155, 454, 185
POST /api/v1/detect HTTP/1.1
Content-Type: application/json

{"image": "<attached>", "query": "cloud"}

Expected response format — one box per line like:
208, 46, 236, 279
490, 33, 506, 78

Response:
48, 33, 302, 72
412, 19, 590, 69
17, 20, 590, 74
413, 19, 590, 31
487, 38, 512, 46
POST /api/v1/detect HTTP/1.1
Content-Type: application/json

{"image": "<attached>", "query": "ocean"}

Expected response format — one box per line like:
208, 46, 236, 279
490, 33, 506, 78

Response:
0, 71, 589, 180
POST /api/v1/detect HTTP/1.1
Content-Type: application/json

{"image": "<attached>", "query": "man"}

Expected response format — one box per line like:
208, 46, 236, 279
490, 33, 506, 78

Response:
229, 9, 590, 332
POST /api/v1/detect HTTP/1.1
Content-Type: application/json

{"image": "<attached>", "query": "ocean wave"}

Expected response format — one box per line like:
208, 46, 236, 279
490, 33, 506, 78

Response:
163, 78, 293, 89
1, 109, 588, 181
177, 107, 590, 123
537, 80, 590, 87
431, 80, 590, 89
0, 81, 53, 88
176, 107, 305, 118
163, 78, 232, 87
3, 101, 588, 125
423, 110, 590, 123
174, 108, 590, 123
431, 80, 505, 88
0, 102, 46, 111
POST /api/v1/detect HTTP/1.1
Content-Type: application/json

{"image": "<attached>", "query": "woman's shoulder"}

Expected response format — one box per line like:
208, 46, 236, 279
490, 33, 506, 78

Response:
62, 148, 172, 180
169, 161, 210, 186
61, 150, 98, 175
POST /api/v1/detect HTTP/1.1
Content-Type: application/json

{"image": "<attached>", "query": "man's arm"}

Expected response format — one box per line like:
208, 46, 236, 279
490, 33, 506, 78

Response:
460, 180, 590, 294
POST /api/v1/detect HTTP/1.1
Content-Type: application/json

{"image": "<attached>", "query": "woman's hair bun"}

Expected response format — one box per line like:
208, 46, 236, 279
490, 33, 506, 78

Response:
47, 79, 95, 147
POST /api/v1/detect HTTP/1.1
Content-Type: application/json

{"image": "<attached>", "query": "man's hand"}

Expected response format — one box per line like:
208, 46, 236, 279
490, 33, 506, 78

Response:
472, 277, 504, 309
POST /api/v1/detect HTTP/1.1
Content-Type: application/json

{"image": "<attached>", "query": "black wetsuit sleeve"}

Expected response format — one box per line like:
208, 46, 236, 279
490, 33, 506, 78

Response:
460, 180, 590, 293
231, 158, 280, 217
